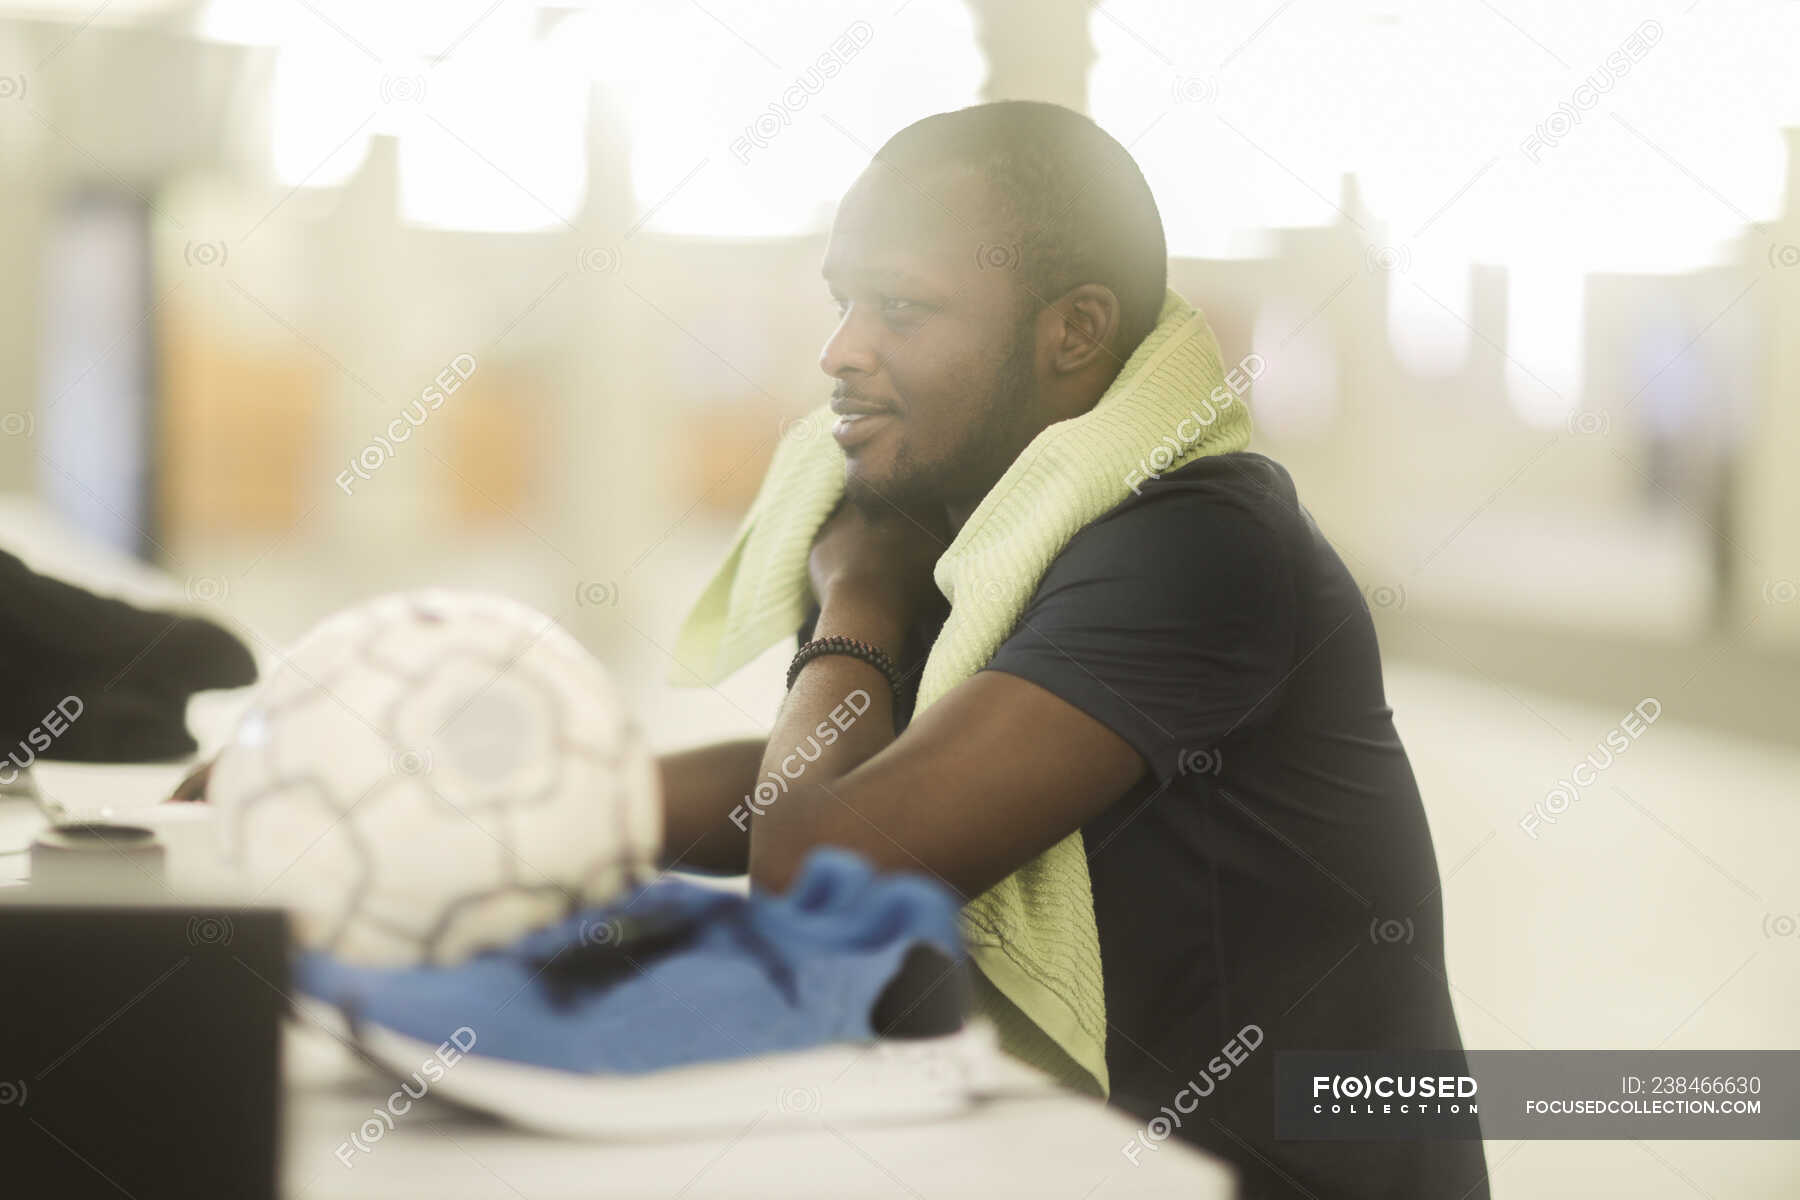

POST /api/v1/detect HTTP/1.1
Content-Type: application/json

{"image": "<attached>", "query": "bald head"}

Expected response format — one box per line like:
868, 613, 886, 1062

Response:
871, 101, 1168, 355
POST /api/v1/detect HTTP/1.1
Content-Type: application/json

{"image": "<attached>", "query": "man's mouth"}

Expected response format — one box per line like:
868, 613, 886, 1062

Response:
831, 410, 895, 451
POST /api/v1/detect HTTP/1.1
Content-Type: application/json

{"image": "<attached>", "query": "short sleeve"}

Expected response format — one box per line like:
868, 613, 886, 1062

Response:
982, 490, 1298, 784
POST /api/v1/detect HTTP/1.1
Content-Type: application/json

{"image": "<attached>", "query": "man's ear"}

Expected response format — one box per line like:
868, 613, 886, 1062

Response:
1045, 284, 1122, 376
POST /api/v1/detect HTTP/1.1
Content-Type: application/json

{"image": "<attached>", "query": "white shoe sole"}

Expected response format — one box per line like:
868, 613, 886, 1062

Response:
296, 996, 1041, 1139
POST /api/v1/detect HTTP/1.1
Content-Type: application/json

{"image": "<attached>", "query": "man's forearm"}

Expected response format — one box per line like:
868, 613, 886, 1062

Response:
746, 594, 909, 891
655, 737, 769, 874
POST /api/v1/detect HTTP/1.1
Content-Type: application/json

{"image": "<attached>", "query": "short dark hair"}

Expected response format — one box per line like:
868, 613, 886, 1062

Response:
873, 100, 1168, 354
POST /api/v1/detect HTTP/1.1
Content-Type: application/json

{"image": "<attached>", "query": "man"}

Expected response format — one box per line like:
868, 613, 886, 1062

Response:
660, 101, 1488, 1199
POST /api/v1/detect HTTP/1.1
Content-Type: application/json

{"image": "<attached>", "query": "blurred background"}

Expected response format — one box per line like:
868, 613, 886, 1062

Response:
0, 1, 1796, 1195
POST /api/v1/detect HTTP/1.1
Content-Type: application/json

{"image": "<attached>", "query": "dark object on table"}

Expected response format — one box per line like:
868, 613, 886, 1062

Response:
0, 902, 290, 1198
27, 822, 167, 893
166, 757, 214, 803
0, 547, 257, 763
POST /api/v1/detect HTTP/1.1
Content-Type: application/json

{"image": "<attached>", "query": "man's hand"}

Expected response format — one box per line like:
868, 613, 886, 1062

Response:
806, 497, 951, 645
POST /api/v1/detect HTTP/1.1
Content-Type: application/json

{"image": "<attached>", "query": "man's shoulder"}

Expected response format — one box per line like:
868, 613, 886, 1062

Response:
1073, 450, 1309, 561
1119, 450, 1300, 515
1007, 451, 1315, 617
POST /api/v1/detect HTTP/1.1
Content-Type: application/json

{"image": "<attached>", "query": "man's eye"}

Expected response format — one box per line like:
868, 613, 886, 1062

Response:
828, 295, 928, 320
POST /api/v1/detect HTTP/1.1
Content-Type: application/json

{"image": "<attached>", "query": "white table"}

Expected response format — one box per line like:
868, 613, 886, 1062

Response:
1, 498, 1236, 1197
283, 1031, 1230, 1198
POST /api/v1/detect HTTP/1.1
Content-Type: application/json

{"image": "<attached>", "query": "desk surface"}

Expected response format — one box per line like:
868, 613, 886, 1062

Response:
283, 1024, 1230, 1198
1, 500, 1236, 1198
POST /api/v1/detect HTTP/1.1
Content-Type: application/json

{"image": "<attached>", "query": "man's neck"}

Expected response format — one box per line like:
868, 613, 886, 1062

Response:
940, 461, 1011, 539
944, 499, 974, 541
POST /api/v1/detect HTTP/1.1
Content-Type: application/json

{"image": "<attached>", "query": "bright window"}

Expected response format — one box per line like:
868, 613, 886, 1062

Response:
552, 0, 984, 238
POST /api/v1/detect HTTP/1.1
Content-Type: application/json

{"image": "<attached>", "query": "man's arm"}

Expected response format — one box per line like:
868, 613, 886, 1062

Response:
656, 737, 766, 874
747, 643, 1146, 897
181, 738, 771, 874
745, 495, 1147, 896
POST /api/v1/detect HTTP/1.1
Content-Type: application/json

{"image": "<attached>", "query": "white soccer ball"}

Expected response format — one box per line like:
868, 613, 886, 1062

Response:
208, 589, 661, 966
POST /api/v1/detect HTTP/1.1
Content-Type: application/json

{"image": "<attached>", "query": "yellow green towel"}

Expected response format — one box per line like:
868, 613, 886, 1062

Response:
670, 285, 1253, 1095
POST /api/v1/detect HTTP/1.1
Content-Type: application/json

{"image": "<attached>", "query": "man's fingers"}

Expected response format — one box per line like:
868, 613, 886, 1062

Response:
168, 757, 215, 803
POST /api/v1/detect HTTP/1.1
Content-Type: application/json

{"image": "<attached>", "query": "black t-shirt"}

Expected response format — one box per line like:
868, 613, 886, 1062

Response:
799, 452, 1489, 1198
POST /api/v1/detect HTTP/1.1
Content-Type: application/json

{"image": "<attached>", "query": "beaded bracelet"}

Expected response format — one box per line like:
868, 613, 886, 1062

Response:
786, 635, 903, 699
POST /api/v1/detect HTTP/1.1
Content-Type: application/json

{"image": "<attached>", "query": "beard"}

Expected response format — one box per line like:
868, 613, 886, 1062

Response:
843, 315, 1039, 517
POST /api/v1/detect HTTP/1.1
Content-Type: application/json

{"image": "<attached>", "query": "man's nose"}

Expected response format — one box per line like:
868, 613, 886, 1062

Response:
819, 305, 881, 380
